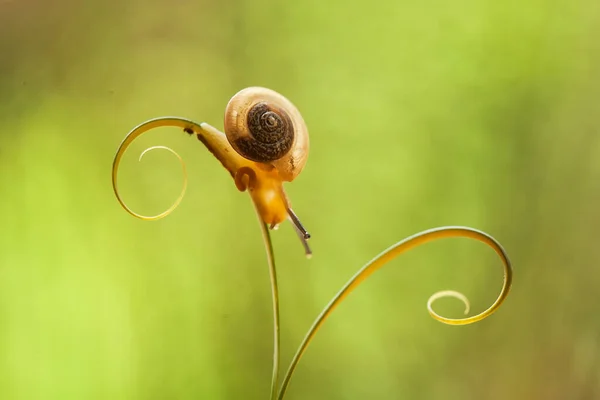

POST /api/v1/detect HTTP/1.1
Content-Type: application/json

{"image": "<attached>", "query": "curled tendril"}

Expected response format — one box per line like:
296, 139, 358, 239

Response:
274, 226, 512, 399
112, 117, 203, 220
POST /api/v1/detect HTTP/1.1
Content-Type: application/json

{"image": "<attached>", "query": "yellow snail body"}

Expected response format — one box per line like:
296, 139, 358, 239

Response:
112, 87, 312, 255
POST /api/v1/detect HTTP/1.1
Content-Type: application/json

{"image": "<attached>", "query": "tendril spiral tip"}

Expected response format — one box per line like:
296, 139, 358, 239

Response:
112, 118, 201, 222
427, 290, 471, 318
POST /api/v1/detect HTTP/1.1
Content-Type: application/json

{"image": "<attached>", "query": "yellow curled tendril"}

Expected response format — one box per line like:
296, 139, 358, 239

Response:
112, 117, 204, 220
275, 226, 512, 399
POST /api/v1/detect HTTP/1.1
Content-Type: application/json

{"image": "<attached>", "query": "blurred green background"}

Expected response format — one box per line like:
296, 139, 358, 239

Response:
1, 0, 599, 399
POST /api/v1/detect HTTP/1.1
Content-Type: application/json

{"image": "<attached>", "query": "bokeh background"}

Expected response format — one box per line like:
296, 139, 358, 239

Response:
1, 0, 599, 399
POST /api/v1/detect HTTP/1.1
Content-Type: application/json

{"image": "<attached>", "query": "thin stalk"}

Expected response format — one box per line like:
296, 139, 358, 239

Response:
254, 205, 281, 400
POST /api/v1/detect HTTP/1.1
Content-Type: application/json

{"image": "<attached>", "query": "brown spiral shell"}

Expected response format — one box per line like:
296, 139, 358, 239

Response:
224, 87, 309, 182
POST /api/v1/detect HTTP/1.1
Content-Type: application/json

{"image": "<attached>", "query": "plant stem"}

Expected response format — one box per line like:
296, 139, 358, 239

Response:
255, 207, 281, 400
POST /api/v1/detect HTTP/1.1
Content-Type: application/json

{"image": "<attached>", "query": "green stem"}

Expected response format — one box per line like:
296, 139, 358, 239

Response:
255, 207, 281, 400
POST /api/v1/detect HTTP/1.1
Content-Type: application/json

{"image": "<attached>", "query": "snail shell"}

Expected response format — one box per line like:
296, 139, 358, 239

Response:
224, 87, 309, 182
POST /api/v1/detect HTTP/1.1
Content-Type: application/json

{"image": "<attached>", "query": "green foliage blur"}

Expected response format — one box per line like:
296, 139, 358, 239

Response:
1, 0, 599, 399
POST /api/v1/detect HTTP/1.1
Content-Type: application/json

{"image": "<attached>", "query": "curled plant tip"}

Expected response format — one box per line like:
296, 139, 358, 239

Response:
427, 290, 471, 316
137, 145, 188, 217
276, 226, 512, 399
138, 145, 181, 163
112, 117, 204, 221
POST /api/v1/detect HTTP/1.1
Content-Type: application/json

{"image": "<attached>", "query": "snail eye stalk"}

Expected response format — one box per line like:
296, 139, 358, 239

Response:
287, 207, 312, 257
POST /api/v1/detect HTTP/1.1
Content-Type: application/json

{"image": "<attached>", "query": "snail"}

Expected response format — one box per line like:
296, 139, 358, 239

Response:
112, 87, 312, 255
